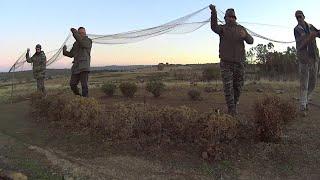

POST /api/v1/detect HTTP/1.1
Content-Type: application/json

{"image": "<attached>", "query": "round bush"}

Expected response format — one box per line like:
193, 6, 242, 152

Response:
101, 82, 117, 96
119, 82, 138, 98
188, 89, 202, 101
146, 80, 166, 98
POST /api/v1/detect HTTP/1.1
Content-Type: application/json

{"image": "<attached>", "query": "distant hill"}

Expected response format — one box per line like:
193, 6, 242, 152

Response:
91, 65, 153, 72
0, 65, 154, 81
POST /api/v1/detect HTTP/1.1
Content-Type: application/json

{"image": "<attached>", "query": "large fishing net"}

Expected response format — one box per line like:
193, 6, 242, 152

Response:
9, 5, 295, 73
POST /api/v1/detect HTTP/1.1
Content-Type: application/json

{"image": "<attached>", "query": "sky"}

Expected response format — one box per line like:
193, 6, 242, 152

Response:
0, 0, 319, 72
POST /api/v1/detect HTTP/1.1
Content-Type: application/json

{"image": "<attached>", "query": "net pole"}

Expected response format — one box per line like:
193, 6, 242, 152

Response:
10, 64, 16, 104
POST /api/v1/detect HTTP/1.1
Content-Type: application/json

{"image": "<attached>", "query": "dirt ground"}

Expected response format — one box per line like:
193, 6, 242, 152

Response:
0, 81, 320, 179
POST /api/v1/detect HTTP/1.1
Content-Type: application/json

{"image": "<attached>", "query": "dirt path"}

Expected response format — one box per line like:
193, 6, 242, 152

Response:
0, 101, 213, 179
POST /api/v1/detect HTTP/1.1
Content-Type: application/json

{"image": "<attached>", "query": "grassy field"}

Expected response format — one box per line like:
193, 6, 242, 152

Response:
0, 65, 320, 179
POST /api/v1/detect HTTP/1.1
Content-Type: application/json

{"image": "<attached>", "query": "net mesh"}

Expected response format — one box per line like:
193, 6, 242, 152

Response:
9, 5, 295, 73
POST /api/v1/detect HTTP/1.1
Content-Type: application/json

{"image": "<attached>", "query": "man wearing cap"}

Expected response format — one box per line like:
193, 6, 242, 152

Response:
209, 4, 254, 116
63, 27, 92, 97
294, 10, 320, 116
26, 44, 47, 93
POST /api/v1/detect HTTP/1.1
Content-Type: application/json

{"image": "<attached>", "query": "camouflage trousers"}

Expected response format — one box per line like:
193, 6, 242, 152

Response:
299, 60, 319, 110
220, 61, 245, 115
70, 71, 89, 97
36, 78, 45, 93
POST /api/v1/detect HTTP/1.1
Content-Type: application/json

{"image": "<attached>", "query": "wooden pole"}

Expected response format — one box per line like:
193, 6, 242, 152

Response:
10, 65, 15, 104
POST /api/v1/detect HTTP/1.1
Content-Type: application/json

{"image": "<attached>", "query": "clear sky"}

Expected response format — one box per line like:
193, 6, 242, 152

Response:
0, 0, 319, 71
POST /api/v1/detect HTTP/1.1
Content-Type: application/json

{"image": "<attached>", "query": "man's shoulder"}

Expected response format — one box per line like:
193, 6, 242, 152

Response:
236, 24, 247, 30
294, 24, 304, 32
85, 36, 93, 41
236, 24, 244, 28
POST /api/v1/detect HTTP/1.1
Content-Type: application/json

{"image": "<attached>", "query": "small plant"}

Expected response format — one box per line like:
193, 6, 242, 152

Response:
146, 80, 166, 98
188, 89, 202, 101
119, 82, 138, 98
101, 82, 117, 96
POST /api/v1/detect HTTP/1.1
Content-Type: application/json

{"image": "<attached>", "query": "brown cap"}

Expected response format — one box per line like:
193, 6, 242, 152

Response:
225, 8, 237, 19
295, 10, 304, 17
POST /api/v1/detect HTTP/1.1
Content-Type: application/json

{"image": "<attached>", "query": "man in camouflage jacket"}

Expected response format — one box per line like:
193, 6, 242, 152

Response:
294, 10, 320, 116
63, 27, 92, 97
26, 44, 47, 93
210, 4, 254, 116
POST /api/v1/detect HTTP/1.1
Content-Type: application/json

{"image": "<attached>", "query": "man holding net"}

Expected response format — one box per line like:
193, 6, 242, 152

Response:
63, 27, 92, 97
209, 4, 254, 116
26, 44, 47, 94
294, 10, 320, 116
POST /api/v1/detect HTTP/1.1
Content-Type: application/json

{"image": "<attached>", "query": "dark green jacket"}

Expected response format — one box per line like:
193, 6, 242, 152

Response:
63, 32, 92, 74
211, 10, 254, 63
26, 51, 46, 79
294, 22, 320, 64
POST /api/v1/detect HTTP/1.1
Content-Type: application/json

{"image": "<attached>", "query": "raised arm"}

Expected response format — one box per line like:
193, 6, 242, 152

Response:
26, 49, 34, 63
71, 29, 92, 49
209, 4, 223, 35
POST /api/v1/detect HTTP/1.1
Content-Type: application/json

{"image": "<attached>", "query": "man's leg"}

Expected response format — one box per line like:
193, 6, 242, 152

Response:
220, 62, 235, 115
233, 63, 245, 112
307, 60, 319, 102
70, 73, 81, 96
39, 78, 45, 94
80, 71, 89, 97
36, 79, 41, 92
299, 63, 309, 111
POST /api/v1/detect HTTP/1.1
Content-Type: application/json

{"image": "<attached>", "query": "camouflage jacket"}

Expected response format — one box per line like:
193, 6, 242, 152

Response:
211, 10, 254, 63
26, 51, 46, 79
294, 22, 320, 64
63, 32, 92, 74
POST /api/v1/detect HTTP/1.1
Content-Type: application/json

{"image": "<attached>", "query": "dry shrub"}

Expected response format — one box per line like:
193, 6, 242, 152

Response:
30, 92, 103, 131
106, 103, 238, 160
189, 110, 239, 160
119, 82, 138, 98
58, 96, 102, 128
30, 92, 51, 117
254, 96, 297, 142
279, 100, 297, 123
101, 82, 117, 96
106, 104, 197, 145
146, 80, 166, 98
30, 93, 239, 160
